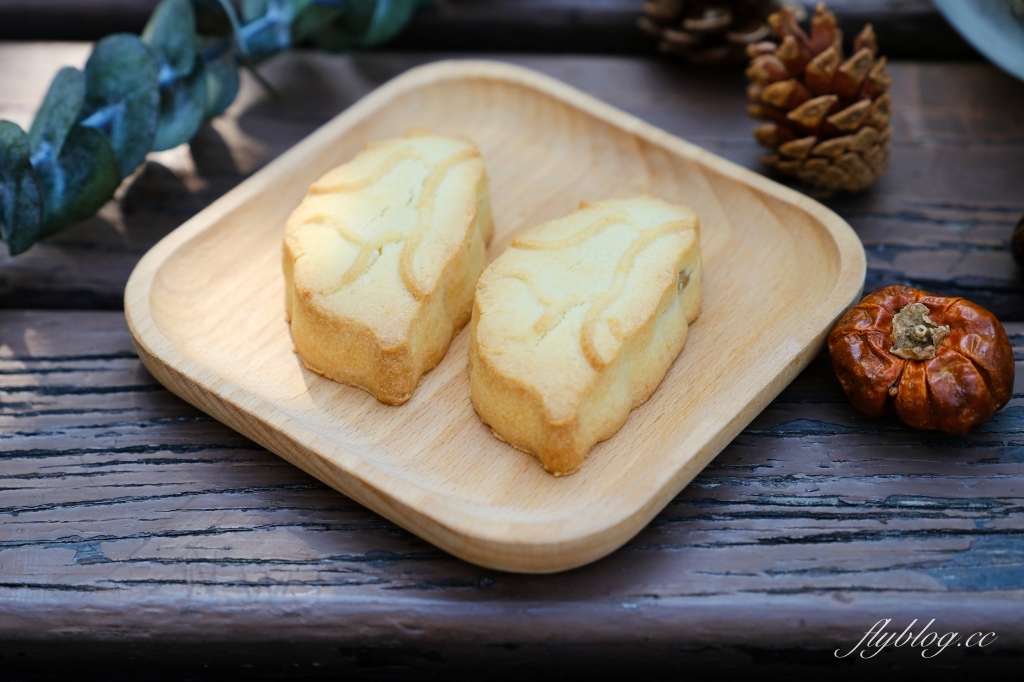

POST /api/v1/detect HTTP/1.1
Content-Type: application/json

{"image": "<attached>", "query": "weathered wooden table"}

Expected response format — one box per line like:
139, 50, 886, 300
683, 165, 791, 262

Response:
2, 43, 1024, 679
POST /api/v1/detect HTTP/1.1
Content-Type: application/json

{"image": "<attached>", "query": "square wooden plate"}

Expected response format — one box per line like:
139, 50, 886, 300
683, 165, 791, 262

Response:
125, 60, 865, 573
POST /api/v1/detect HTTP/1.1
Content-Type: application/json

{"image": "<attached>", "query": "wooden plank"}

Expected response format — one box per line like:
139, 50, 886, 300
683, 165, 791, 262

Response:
2, 309, 1023, 676
1, 45, 1022, 316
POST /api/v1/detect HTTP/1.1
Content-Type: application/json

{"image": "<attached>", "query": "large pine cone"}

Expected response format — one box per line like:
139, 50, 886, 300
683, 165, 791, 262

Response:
638, 0, 782, 66
746, 2, 892, 193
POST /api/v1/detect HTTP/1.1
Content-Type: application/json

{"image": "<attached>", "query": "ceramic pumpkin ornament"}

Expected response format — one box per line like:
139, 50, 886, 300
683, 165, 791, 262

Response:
828, 286, 1014, 435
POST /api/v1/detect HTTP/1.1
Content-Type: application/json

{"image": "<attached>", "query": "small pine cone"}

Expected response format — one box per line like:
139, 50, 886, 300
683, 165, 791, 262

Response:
638, 0, 791, 66
746, 2, 892, 193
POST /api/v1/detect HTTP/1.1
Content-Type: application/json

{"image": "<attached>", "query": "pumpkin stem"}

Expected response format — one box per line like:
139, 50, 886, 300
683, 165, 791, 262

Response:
890, 302, 950, 360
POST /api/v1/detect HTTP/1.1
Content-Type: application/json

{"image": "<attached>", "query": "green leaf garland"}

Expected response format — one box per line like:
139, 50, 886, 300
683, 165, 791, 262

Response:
80, 34, 161, 178
142, 0, 198, 78
202, 47, 241, 120
36, 126, 121, 237
26, 67, 122, 236
153, 61, 208, 152
0, 0, 428, 255
0, 122, 43, 255
28, 67, 86, 162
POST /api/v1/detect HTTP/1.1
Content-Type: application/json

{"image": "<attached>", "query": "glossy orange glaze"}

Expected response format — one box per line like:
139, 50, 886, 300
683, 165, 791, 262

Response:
828, 285, 1014, 435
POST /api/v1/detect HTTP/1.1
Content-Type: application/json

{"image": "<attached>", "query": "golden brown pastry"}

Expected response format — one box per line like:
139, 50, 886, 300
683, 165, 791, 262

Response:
470, 195, 700, 475
284, 129, 493, 404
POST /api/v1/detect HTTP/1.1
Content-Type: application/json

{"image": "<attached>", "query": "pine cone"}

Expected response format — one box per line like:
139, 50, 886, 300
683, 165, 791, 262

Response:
638, 0, 787, 66
746, 2, 892, 193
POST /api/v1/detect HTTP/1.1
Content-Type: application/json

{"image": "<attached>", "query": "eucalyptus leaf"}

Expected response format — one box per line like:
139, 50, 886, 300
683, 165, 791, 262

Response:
307, 0, 376, 51
28, 67, 85, 162
202, 52, 240, 119
291, 4, 344, 44
241, 0, 315, 22
303, 0, 432, 49
240, 0, 268, 22
2, 0, 427, 257
360, 0, 420, 45
240, 0, 317, 62
306, 0, 421, 51
143, 0, 198, 79
35, 125, 121, 237
80, 34, 160, 178
0, 121, 43, 255
214, 0, 251, 60
152, 61, 207, 151
288, 0, 317, 20
239, 1, 292, 63
240, 27, 289, 64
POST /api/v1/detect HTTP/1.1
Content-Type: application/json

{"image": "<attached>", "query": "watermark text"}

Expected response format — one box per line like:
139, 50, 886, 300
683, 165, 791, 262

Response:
835, 619, 997, 659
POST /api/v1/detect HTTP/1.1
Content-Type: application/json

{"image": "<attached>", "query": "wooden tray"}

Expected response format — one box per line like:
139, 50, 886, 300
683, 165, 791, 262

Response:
125, 60, 865, 573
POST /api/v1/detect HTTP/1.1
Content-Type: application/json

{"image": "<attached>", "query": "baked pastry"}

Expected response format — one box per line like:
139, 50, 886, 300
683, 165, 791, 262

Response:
284, 129, 493, 404
470, 195, 701, 475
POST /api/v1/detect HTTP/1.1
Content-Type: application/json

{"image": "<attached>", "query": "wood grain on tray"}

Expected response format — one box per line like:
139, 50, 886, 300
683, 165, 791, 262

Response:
123, 60, 863, 572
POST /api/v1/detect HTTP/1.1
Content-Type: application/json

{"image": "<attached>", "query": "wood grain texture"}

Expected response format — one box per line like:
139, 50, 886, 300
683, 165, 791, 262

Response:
122, 59, 865, 572
1, 45, 1021, 316
2, 43, 1024, 676
2, 310, 1023, 676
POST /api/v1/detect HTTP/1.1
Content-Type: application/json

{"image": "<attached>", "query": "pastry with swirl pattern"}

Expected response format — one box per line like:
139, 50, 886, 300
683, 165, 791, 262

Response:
284, 129, 493, 404
469, 196, 700, 475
